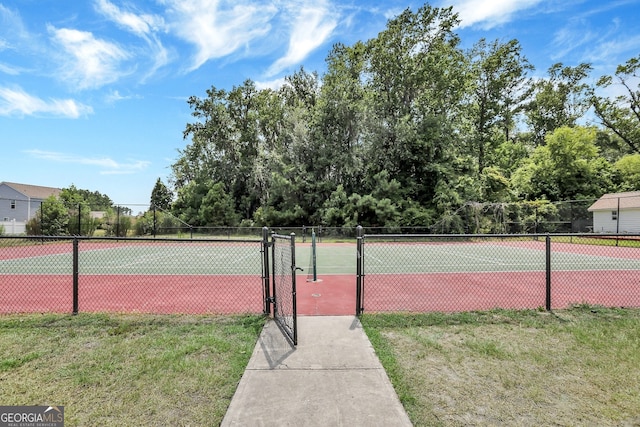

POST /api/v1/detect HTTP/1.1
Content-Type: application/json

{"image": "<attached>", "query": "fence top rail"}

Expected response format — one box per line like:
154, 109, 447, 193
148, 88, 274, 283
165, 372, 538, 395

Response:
362, 232, 640, 239
0, 235, 264, 244
271, 232, 295, 240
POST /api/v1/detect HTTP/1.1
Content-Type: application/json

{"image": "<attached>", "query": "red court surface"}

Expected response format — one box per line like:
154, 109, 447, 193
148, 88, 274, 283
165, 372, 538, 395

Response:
297, 274, 355, 315
358, 270, 640, 313
1, 273, 357, 315
1, 275, 264, 315
3, 270, 640, 315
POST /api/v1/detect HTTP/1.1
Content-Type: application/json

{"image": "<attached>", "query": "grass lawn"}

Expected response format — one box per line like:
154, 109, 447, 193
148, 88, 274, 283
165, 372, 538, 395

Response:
0, 313, 265, 426
360, 306, 640, 426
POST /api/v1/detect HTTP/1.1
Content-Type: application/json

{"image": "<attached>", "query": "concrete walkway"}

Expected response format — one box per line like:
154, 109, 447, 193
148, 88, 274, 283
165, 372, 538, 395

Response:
221, 316, 412, 426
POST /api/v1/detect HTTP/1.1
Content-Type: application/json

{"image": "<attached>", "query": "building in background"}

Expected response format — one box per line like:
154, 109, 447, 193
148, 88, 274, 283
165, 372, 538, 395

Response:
588, 191, 640, 233
0, 182, 62, 234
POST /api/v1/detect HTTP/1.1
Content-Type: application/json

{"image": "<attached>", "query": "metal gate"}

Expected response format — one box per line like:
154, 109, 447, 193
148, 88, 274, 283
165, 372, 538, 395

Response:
269, 232, 299, 345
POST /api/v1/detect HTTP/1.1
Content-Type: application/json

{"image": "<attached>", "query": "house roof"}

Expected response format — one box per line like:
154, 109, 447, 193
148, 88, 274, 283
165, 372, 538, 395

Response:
1, 182, 62, 200
588, 191, 640, 211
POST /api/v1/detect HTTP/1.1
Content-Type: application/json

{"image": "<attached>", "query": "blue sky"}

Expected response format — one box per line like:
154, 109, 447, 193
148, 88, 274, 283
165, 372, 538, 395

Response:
1, 0, 639, 213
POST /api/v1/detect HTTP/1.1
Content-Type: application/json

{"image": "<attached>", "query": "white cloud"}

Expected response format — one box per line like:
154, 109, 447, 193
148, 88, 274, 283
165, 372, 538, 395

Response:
448, 0, 545, 29
267, 2, 338, 76
255, 77, 287, 91
586, 34, 640, 66
0, 86, 93, 118
105, 89, 141, 104
48, 25, 131, 90
162, 0, 277, 72
550, 20, 597, 60
95, 0, 166, 36
0, 62, 23, 75
25, 149, 150, 175
551, 7, 640, 67
95, 0, 170, 78
0, 4, 29, 48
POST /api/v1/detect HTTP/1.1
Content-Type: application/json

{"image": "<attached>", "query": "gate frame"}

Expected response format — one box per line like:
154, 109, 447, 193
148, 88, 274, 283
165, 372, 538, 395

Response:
269, 232, 298, 345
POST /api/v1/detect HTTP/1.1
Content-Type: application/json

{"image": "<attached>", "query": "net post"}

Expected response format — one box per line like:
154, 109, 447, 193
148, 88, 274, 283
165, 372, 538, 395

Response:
312, 228, 317, 282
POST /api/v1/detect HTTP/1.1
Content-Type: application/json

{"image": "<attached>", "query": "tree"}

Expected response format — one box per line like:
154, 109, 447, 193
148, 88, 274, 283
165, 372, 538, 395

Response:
592, 55, 640, 154
150, 178, 173, 210
59, 186, 94, 235
60, 185, 113, 210
525, 62, 593, 146
199, 182, 240, 226
171, 180, 209, 226
103, 208, 132, 237
28, 195, 68, 235
362, 5, 465, 206
466, 38, 533, 175
614, 154, 640, 191
168, 5, 634, 230
175, 79, 304, 223
511, 126, 615, 201
312, 43, 366, 196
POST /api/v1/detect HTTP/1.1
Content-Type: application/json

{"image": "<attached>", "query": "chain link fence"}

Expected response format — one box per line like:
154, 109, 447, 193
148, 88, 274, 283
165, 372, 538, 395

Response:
0, 235, 267, 315
356, 230, 640, 313
270, 233, 298, 345
5, 229, 640, 316
3, 198, 604, 238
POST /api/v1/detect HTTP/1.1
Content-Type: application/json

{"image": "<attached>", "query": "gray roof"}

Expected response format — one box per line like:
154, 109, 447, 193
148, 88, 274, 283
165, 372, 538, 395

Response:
1, 182, 62, 200
588, 191, 640, 211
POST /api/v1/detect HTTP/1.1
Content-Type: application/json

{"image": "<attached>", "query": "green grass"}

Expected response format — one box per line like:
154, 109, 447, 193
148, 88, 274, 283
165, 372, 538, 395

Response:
361, 306, 640, 426
0, 313, 265, 426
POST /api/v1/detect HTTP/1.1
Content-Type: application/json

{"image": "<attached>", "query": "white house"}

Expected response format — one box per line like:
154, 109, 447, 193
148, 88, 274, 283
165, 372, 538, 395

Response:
588, 191, 640, 233
0, 182, 62, 234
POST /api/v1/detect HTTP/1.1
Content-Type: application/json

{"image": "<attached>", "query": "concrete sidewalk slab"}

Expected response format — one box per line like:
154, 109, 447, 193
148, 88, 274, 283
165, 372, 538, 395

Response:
221, 316, 412, 426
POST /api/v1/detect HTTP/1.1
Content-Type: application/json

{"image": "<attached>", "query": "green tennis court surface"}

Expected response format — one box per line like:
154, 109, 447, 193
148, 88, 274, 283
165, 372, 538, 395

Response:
3, 240, 640, 275
2, 238, 640, 315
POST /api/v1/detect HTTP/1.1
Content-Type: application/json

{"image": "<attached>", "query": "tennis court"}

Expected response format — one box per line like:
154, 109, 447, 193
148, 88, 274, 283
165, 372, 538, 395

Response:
0, 238, 266, 314
357, 236, 640, 312
2, 235, 640, 315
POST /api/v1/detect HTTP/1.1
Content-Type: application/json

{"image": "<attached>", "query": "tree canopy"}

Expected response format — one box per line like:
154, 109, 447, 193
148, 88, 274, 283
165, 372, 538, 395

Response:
168, 4, 639, 231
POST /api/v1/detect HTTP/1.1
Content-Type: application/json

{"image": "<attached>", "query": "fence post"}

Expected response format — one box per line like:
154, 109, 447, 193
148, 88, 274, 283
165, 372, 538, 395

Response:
356, 225, 363, 315
73, 238, 79, 315
262, 227, 271, 315
77, 203, 81, 236
116, 206, 121, 238
616, 197, 620, 246
290, 232, 298, 345
545, 234, 551, 311
40, 201, 44, 237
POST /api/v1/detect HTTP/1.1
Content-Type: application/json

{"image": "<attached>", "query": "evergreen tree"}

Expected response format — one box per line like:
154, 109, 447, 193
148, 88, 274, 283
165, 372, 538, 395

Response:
150, 178, 173, 210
